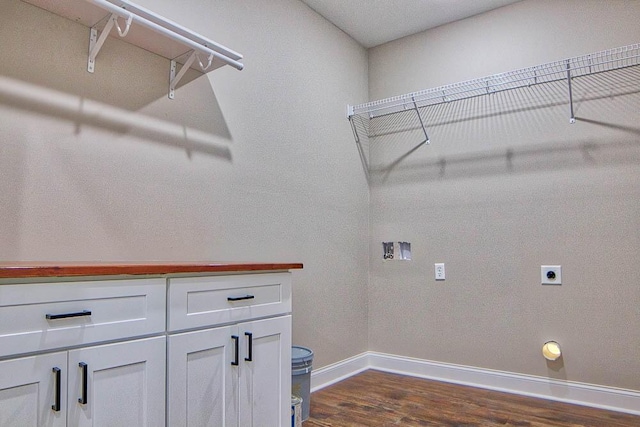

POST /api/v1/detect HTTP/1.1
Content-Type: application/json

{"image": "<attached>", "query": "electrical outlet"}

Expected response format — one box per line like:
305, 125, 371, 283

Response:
435, 263, 445, 280
541, 265, 562, 285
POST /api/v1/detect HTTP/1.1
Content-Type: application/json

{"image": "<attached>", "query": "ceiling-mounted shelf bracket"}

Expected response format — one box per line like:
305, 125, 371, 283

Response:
412, 96, 430, 144
88, 12, 133, 73
566, 59, 576, 124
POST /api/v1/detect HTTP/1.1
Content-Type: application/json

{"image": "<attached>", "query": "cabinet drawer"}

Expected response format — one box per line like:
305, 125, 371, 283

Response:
0, 278, 165, 358
168, 273, 291, 331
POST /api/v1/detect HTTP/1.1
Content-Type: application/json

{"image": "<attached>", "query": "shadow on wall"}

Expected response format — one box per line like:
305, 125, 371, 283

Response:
369, 135, 640, 187
358, 67, 640, 186
0, 75, 232, 161
0, 139, 26, 258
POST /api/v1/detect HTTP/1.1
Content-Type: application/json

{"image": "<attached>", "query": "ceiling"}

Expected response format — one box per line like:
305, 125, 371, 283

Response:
300, 0, 523, 48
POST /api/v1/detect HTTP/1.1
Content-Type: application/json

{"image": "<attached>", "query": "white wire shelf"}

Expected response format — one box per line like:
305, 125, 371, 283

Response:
22, 0, 243, 99
347, 43, 640, 143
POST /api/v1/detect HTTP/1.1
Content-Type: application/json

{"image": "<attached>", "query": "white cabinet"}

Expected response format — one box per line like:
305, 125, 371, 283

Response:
167, 273, 292, 427
238, 316, 291, 427
0, 278, 166, 427
0, 278, 166, 358
167, 325, 239, 426
0, 269, 295, 427
67, 337, 166, 427
0, 337, 165, 427
167, 273, 292, 331
0, 352, 67, 427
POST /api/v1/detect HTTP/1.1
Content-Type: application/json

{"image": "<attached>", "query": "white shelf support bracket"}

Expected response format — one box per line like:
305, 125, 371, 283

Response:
88, 13, 122, 73
346, 104, 354, 120
412, 96, 430, 144
566, 59, 576, 124
169, 50, 198, 99
349, 116, 360, 145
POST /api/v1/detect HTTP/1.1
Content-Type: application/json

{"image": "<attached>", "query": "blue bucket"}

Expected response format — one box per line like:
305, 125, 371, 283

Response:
291, 346, 313, 421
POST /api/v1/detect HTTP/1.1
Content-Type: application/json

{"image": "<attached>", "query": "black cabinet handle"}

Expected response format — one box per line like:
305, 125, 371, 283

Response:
52, 367, 61, 412
78, 362, 88, 405
227, 295, 255, 302
244, 332, 253, 362
231, 335, 239, 366
46, 310, 92, 320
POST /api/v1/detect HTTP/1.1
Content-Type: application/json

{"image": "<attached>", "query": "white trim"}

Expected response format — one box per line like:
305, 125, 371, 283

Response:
310, 352, 640, 416
310, 352, 369, 392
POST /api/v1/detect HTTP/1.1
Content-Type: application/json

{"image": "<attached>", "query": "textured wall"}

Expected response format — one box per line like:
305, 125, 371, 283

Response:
0, 0, 369, 368
367, 0, 640, 390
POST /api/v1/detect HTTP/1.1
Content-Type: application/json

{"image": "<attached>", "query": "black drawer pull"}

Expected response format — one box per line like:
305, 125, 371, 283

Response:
78, 362, 88, 405
244, 332, 253, 362
46, 310, 92, 320
227, 295, 255, 302
231, 335, 239, 366
52, 367, 61, 412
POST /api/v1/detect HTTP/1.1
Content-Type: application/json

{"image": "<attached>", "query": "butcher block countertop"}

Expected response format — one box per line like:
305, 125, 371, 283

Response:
0, 262, 303, 279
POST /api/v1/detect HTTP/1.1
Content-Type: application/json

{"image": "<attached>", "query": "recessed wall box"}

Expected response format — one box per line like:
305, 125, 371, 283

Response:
382, 242, 411, 260
398, 242, 411, 260
382, 242, 394, 260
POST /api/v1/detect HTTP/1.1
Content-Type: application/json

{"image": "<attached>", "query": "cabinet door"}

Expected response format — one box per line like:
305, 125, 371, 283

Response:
238, 315, 291, 427
67, 336, 165, 427
0, 351, 67, 427
167, 326, 239, 427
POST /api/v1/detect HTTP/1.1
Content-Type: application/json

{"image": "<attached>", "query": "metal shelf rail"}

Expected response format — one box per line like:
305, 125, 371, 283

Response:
347, 43, 640, 145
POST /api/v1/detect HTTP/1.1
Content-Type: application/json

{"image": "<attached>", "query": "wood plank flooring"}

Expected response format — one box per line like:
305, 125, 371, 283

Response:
305, 370, 640, 426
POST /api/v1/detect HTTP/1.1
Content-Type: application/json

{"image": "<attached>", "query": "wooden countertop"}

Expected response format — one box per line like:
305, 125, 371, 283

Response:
0, 262, 303, 279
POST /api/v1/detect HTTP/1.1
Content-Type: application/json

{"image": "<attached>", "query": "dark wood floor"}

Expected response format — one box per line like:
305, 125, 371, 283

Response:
306, 370, 640, 426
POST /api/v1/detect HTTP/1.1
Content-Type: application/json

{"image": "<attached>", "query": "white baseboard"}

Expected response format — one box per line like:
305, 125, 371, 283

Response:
310, 351, 640, 416
310, 352, 369, 392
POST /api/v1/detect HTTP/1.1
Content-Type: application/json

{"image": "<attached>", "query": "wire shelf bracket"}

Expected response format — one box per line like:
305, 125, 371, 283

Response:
347, 43, 640, 143
411, 95, 430, 144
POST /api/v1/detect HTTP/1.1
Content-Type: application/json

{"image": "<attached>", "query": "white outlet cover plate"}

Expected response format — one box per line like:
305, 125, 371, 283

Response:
435, 263, 445, 280
541, 265, 562, 285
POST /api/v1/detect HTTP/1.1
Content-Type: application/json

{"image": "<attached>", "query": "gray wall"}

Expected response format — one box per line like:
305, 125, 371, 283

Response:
367, 0, 640, 390
0, 0, 370, 368
3, 0, 639, 392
